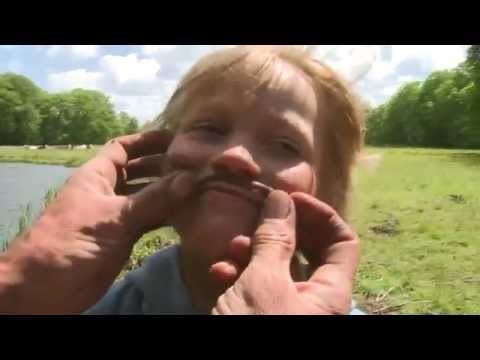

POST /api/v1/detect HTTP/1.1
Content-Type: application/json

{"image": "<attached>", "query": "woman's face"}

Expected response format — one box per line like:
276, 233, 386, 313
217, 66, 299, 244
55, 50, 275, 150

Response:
165, 60, 327, 264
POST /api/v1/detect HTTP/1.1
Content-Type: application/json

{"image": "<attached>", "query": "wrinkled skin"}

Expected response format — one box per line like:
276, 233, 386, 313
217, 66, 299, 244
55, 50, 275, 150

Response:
0, 130, 196, 314
211, 190, 359, 315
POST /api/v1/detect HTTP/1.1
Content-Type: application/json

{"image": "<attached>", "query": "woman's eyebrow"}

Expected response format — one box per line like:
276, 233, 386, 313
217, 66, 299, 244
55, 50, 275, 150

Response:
265, 112, 314, 145
181, 99, 232, 128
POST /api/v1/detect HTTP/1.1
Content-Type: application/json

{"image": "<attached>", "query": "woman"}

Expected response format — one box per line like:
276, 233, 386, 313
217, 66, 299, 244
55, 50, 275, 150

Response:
86, 45, 364, 314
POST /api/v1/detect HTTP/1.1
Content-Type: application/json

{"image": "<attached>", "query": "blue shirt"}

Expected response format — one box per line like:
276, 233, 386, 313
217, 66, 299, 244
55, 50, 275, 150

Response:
85, 245, 365, 315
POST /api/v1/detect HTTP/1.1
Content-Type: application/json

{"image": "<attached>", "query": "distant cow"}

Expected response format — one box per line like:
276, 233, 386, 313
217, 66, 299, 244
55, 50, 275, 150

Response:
73, 145, 87, 150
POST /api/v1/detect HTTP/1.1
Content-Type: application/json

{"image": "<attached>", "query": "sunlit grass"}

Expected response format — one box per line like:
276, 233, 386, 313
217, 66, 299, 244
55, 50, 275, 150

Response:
0, 146, 99, 167
350, 147, 480, 314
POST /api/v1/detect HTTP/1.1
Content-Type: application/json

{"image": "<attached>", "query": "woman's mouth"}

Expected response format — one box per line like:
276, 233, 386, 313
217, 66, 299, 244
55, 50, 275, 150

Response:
198, 179, 272, 207
200, 182, 260, 207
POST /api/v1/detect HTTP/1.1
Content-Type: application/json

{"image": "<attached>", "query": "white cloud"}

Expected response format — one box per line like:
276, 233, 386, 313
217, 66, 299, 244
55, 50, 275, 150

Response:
351, 45, 469, 106
309, 45, 379, 83
99, 53, 160, 86
109, 94, 169, 123
398, 75, 420, 83
141, 45, 178, 55
46, 52, 177, 122
391, 45, 468, 72
46, 45, 62, 58
46, 45, 100, 59
47, 69, 104, 92
365, 58, 395, 82
360, 45, 467, 84
70, 45, 100, 59
379, 84, 401, 98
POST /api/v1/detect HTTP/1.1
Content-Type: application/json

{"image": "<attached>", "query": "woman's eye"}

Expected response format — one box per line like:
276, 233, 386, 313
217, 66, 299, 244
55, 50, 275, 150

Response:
273, 139, 301, 157
193, 122, 226, 135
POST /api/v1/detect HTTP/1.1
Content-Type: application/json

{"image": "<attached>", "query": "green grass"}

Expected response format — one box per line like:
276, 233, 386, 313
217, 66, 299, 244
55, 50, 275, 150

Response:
3, 145, 480, 314
350, 147, 480, 314
0, 146, 99, 167
118, 227, 180, 279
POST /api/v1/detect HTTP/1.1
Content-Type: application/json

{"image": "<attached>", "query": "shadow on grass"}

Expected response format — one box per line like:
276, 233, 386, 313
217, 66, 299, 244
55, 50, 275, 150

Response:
446, 152, 480, 167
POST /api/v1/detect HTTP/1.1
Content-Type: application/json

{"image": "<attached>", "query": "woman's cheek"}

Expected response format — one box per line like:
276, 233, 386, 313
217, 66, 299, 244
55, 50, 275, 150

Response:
164, 135, 211, 172
273, 164, 317, 195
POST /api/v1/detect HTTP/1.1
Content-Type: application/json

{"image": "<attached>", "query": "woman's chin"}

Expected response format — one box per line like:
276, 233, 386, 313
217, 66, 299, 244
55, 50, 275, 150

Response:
177, 212, 258, 263
172, 193, 261, 263
199, 213, 256, 243
197, 193, 260, 238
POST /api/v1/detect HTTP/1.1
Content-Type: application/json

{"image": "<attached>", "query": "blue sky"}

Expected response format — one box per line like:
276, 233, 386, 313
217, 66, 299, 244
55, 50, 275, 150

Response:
0, 45, 470, 125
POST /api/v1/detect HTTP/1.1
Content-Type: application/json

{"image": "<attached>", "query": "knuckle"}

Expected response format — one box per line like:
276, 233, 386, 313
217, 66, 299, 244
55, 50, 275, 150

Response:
342, 228, 358, 242
254, 228, 294, 253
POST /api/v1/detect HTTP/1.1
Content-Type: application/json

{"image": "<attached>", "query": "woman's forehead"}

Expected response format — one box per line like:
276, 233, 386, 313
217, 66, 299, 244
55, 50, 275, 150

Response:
182, 55, 321, 121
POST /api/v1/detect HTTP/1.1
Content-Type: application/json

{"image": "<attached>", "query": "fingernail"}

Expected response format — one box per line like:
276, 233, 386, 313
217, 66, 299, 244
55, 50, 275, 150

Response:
262, 190, 292, 219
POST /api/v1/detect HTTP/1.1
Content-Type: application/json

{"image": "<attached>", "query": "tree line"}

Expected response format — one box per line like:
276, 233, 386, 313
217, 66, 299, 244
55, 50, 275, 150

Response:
0, 73, 139, 145
366, 45, 480, 149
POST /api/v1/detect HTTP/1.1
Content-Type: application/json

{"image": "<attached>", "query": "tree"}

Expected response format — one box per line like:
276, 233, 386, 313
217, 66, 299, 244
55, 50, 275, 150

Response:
385, 81, 422, 145
0, 72, 141, 145
116, 112, 139, 136
464, 45, 480, 147
38, 92, 74, 144
65, 89, 118, 144
366, 49, 480, 149
0, 73, 43, 145
365, 82, 422, 146
365, 104, 387, 145
466, 45, 480, 83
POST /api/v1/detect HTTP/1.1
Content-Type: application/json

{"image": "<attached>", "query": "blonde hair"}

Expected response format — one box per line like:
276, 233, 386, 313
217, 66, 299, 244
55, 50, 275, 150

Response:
155, 46, 365, 217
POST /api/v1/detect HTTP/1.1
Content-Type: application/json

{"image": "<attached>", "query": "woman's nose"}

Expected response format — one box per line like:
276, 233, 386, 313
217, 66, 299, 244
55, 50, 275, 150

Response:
210, 145, 261, 179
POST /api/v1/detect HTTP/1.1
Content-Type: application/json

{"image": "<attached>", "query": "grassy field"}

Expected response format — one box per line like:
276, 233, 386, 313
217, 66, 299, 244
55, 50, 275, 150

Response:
351, 147, 480, 314
0, 146, 99, 167
2, 146, 479, 314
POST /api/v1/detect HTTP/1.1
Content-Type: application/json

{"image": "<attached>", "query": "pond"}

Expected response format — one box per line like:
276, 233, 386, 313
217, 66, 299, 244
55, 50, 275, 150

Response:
0, 163, 74, 248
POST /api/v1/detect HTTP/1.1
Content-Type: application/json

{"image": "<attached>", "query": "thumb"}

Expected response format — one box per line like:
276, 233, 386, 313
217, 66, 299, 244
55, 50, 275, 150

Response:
124, 171, 195, 236
251, 190, 296, 265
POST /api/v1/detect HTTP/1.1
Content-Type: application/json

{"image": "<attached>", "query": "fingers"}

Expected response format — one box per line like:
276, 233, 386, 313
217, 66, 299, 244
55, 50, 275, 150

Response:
209, 236, 251, 286
124, 171, 196, 236
291, 192, 343, 263
251, 190, 296, 265
72, 130, 174, 193
291, 191, 360, 283
212, 292, 231, 315
115, 153, 165, 195
227, 236, 251, 270
212, 287, 252, 315
211, 307, 221, 315
308, 237, 360, 284
209, 261, 241, 286
125, 154, 165, 180
100, 130, 174, 166
116, 182, 151, 196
